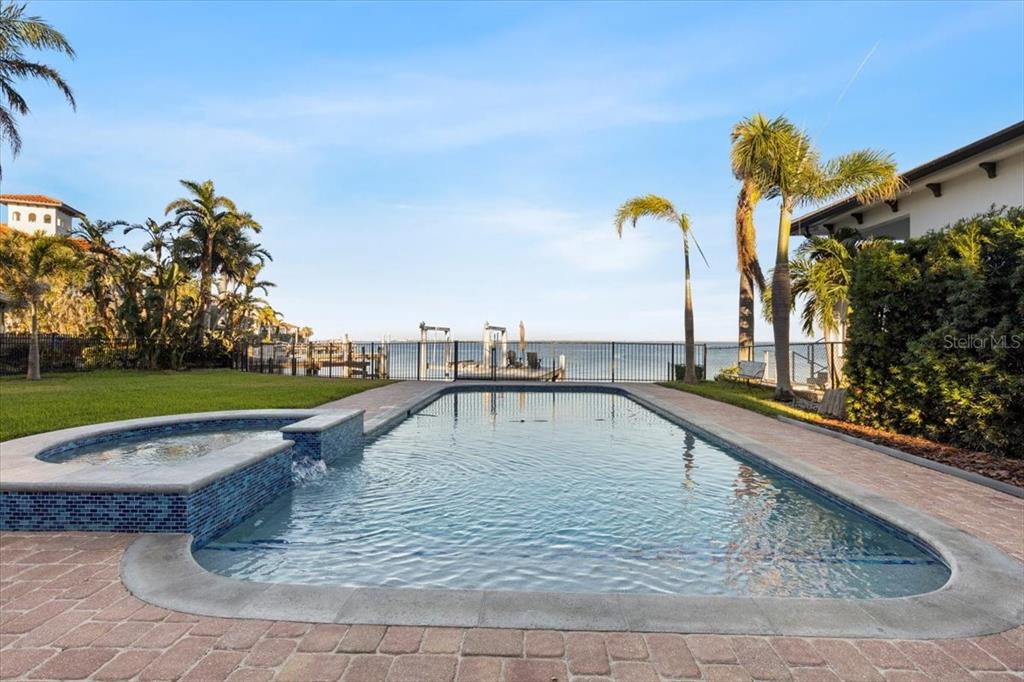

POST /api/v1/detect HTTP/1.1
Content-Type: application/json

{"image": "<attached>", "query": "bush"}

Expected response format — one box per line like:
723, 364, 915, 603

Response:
845, 207, 1024, 456
673, 363, 706, 381
715, 364, 740, 382
82, 343, 138, 369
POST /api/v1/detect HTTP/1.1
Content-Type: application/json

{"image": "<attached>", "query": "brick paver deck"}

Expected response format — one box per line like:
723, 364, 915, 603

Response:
2, 382, 1022, 680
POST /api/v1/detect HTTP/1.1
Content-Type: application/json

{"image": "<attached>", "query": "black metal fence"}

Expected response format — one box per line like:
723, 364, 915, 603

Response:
1, 334, 92, 375
236, 339, 846, 388
0, 333, 844, 389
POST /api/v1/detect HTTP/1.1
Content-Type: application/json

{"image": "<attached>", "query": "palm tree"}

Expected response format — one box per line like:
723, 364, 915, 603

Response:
165, 179, 246, 339
0, 2, 76, 178
0, 230, 79, 379
614, 194, 706, 383
748, 115, 902, 400
73, 218, 125, 339
729, 115, 776, 361
790, 228, 866, 385
125, 218, 175, 265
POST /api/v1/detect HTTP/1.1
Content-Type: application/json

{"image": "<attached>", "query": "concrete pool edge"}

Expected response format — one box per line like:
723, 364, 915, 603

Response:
118, 382, 1023, 639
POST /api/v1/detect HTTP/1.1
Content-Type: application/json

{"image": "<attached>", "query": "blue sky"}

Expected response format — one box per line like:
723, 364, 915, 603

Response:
3, 1, 1023, 341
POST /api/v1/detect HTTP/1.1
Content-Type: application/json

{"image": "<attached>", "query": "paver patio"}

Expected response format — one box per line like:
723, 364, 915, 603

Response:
2, 382, 1022, 681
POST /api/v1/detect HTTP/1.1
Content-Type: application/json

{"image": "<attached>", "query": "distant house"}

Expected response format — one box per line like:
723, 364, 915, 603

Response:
792, 121, 1024, 239
0, 194, 84, 236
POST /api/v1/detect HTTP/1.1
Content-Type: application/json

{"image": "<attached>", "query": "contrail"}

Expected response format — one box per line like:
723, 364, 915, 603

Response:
819, 40, 880, 136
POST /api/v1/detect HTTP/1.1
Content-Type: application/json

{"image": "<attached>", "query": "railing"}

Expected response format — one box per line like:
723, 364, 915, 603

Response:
238, 340, 710, 383
728, 341, 846, 390
0, 334, 118, 376
0, 333, 844, 388
239, 339, 846, 388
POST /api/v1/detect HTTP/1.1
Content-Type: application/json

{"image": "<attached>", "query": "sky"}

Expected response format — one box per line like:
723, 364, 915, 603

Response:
3, 0, 1023, 341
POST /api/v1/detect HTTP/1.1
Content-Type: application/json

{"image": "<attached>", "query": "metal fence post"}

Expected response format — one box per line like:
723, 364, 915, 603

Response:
610, 342, 616, 382
416, 342, 422, 381
453, 341, 459, 381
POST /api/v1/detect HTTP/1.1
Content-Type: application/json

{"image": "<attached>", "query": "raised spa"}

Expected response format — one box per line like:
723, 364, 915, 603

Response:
38, 420, 291, 466
196, 391, 950, 598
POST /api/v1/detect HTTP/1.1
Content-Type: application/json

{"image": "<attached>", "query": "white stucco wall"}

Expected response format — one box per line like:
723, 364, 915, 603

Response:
3, 204, 75, 236
804, 141, 1024, 238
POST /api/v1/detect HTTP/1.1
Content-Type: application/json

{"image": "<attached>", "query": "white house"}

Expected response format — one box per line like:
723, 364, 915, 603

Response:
0, 194, 84, 236
792, 121, 1024, 239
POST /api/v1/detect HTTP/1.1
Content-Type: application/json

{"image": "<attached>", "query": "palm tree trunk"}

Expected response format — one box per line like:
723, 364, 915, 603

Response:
197, 234, 214, 339
738, 269, 755, 362
27, 299, 41, 381
683, 238, 697, 384
829, 299, 849, 386
735, 180, 760, 363
772, 198, 795, 400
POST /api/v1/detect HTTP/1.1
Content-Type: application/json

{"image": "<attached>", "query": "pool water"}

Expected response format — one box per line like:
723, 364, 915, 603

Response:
46, 427, 283, 466
196, 391, 950, 597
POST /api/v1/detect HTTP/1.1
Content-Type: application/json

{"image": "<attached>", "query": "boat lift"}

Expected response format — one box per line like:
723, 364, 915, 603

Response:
419, 322, 453, 378
482, 321, 508, 369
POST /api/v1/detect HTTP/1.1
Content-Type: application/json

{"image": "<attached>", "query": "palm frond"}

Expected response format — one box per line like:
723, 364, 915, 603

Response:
613, 194, 680, 237
816, 149, 904, 205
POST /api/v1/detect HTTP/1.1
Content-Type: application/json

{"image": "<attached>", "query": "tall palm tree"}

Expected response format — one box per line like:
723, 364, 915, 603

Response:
614, 194, 706, 383
0, 230, 79, 379
749, 115, 902, 400
729, 115, 776, 361
72, 218, 125, 339
165, 179, 244, 339
0, 2, 76, 178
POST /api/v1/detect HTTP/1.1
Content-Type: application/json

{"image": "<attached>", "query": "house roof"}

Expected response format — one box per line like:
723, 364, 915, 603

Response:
791, 120, 1024, 233
0, 194, 84, 217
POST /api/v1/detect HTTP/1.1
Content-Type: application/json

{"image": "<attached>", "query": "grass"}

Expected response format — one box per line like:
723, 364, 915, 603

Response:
660, 379, 828, 422
0, 370, 392, 441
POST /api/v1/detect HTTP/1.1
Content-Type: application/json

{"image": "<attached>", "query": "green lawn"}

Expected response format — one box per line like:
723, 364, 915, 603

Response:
0, 370, 392, 441
659, 380, 826, 423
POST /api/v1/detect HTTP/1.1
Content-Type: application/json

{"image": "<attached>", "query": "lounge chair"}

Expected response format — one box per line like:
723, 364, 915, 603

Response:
527, 352, 542, 370
506, 350, 522, 369
737, 361, 766, 385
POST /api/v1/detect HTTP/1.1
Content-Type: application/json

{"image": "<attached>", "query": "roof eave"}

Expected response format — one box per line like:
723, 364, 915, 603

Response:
790, 120, 1024, 234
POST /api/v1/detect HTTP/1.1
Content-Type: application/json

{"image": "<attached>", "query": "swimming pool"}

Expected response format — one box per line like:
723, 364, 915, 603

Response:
196, 391, 950, 598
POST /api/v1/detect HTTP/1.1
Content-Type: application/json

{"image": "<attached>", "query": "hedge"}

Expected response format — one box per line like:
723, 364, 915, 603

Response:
845, 207, 1024, 456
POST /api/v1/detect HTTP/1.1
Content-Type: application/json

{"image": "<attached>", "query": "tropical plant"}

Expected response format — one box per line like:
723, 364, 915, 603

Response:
729, 115, 771, 361
739, 113, 902, 399
3, 180, 303, 374
0, 230, 80, 378
789, 228, 871, 384
0, 1, 76, 178
614, 194, 706, 383
72, 218, 126, 338
846, 207, 1024, 455
165, 179, 259, 340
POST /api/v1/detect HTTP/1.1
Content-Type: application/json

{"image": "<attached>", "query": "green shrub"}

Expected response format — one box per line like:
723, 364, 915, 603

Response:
845, 207, 1024, 455
715, 364, 740, 382
673, 363, 706, 381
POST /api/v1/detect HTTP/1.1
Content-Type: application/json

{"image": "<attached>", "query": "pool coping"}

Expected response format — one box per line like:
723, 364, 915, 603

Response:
114, 382, 1024, 638
0, 409, 363, 494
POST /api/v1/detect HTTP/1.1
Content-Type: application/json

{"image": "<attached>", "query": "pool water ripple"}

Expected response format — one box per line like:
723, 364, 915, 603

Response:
195, 392, 950, 597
